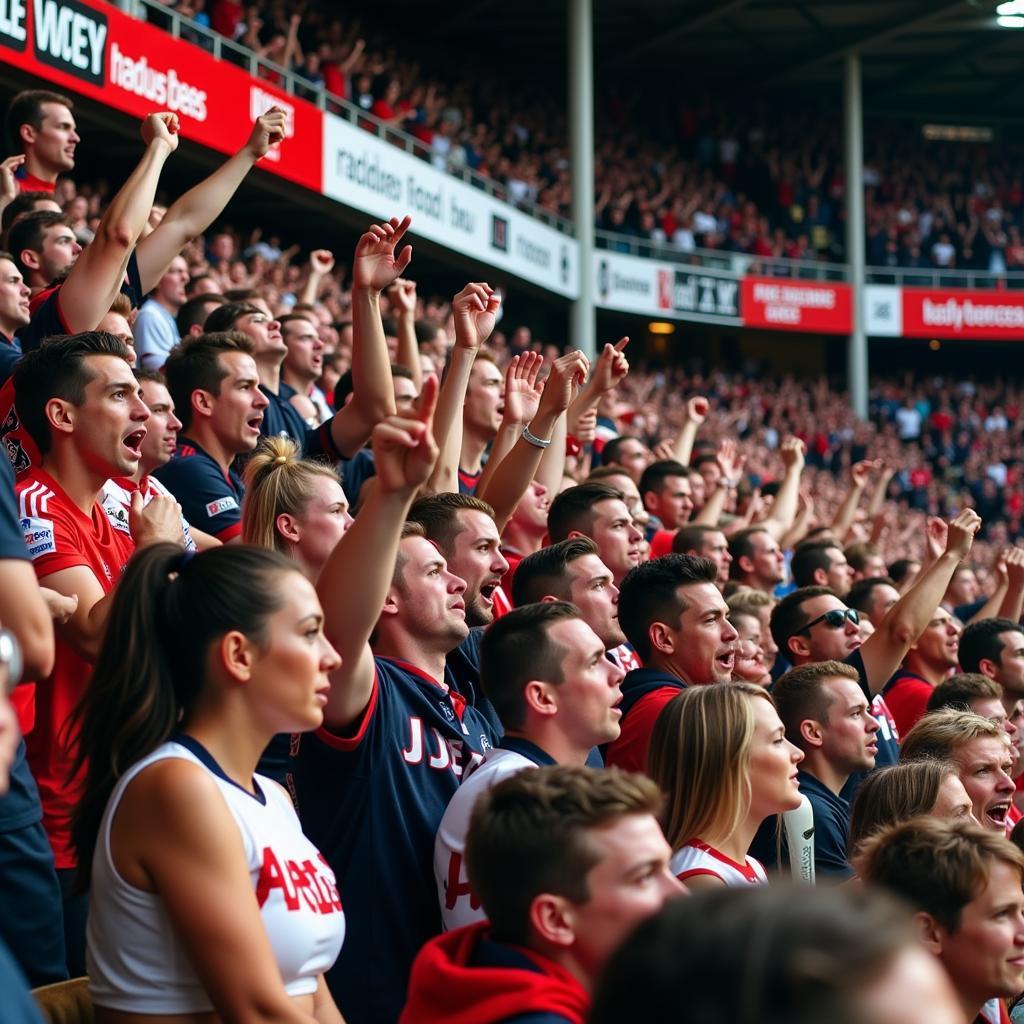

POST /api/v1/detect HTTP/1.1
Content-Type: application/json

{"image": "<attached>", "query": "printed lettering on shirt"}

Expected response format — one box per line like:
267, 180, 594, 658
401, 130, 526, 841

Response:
205, 496, 239, 517
101, 494, 132, 536
20, 515, 55, 557
255, 846, 343, 915
443, 850, 480, 912
400, 717, 484, 778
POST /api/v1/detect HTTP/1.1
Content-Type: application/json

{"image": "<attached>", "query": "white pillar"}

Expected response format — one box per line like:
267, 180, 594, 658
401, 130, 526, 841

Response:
569, 0, 596, 359
844, 53, 868, 419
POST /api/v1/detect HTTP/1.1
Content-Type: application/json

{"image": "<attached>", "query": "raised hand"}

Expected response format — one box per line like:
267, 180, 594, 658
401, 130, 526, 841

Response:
591, 336, 630, 393
652, 438, 676, 462
246, 106, 288, 159
717, 438, 745, 483
925, 515, 948, 562
130, 493, 185, 548
779, 437, 806, 470
373, 375, 440, 495
502, 352, 544, 427
352, 215, 413, 292
0, 155, 25, 203
309, 249, 336, 277
944, 508, 982, 562
538, 350, 590, 416
388, 278, 417, 316
851, 458, 881, 487
451, 282, 500, 351
141, 112, 180, 152
574, 406, 598, 445
686, 396, 710, 424
1005, 547, 1024, 586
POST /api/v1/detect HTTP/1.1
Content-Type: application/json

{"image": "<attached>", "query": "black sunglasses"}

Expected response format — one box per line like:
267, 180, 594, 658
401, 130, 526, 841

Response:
797, 607, 859, 635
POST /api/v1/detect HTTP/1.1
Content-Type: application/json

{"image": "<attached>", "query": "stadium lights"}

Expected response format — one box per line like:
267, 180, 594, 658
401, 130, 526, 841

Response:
998, 14, 1024, 26
648, 322, 676, 335
996, 0, 1024, 14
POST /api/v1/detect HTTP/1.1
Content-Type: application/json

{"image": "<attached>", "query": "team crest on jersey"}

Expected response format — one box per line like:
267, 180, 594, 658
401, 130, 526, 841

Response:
438, 701, 455, 722
20, 516, 55, 557
101, 496, 133, 535
205, 496, 239, 517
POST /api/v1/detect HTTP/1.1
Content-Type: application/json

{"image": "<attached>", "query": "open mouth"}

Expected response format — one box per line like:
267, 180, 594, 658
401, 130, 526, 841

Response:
122, 429, 146, 457
987, 802, 1011, 829
479, 580, 499, 606
246, 414, 264, 432
715, 650, 735, 673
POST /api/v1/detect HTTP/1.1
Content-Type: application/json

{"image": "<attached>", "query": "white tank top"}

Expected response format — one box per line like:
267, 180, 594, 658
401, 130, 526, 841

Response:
87, 739, 345, 1013
670, 839, 768, 887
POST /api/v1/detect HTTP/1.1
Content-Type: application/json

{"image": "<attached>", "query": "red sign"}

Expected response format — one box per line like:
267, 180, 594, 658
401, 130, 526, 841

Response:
741, 277, 853, 334
0, 0, 323, 193
901, 288, 1024, 340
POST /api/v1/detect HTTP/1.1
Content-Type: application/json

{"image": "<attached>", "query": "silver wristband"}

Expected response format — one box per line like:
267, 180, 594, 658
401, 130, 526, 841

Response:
522, 426, 552, 449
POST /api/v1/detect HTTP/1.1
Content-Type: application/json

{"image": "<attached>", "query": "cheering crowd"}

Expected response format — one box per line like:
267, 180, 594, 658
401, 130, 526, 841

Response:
4, 87, 1024, 1024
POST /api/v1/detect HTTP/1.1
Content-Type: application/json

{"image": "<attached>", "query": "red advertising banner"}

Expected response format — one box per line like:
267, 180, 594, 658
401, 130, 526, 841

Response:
0, 0, 323, 192
901, 288, 1024, 340
741, 277, 853, 334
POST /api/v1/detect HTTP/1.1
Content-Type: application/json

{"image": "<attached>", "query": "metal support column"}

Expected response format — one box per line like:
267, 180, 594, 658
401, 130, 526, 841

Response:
844, 53, 868, 419
569, 0, 596, 359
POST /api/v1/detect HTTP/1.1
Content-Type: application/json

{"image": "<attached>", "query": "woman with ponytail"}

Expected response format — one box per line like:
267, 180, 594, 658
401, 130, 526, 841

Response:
71, 543, 346, 1023
242, 437, 353, 581
649, 683, 804, 889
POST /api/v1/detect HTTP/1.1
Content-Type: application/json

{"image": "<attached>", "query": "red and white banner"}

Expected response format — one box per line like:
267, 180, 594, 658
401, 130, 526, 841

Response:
741, 276, 853, 334
900, 288, 1024, 340
0, 0, 323, 192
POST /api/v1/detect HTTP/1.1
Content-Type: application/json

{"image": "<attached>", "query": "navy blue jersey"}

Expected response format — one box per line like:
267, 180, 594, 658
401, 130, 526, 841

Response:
290, 657, 492, 1024
20, 253, 143, 355
0, 936, 43, 1024
0, 335, 21, 388
259, 385, 343, 462
153, 436, 244, 542
340, 448, 375, 506
446, 627, 502, 741
458, 466, 482, 495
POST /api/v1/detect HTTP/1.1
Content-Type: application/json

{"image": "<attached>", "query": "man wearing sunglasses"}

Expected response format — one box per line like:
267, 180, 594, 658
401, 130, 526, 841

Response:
769, 508, 981, 777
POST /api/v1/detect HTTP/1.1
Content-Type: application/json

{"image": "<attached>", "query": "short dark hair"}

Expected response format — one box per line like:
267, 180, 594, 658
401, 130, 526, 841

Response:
547, 482, 624, 543
7, 89, 73, 150
926, 672, 1003, 714
671, 523, 716, 556
846, 576, 897, 615
856, 817, 1024, 932
279, 312, 317, 333
888, 558, 920, 585
7, 210, 70, 277
480, 602, 581, 729
133, 367, 165, 388
176, 293, 226, 338
407, 492, 496, 557
959, 617, 1024, 674
618, 555, 718, 661
13, 333, 131, 454
203, 301, 262, 334
1, 192, 56, 233
602, 435, 645, 467
414, 318, 443, 345
511, 537, 599, 607
790, 540, 841, 588
163, 331, 254, 432
727, 526, 769, 580
772, 660, 861, 747
769, 585, 835, 654
638, 460, 688, 500
465, 765, 661, 946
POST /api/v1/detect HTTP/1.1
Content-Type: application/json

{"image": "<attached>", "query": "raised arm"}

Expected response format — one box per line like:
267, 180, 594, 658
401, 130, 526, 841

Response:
60, 114, 178, 333
859, 508, 981, 694
760, 437, 805, 542
136, 109, 287, 292
478, 350, 589, 533
830, 459, 877, 543
669, 396, 709, 467
388, 278, 423, 391
566, 337, 629, 441
326, 217, 408, 458
317, 378, 439, 730
425, 282, 499, 494
999, 548, 1024, 624
694, 438, 744, 527
299, 249, 335, 307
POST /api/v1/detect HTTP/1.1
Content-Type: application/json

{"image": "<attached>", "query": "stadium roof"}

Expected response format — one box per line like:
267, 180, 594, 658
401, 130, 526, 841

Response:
386, 0, 1022, 121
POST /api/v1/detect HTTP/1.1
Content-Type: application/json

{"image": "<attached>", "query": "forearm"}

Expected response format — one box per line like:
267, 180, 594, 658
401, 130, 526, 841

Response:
394, 311, 423, 391
99, 141, 173, 251
763, 464, 802, 540
886, 551, 961, 645
1000, 581, 1024, 624
966, 582, 1010, 626
425, 349, 474, 493
671, 418, 700, 467
300, 272, 325, 307
830, 484, 866, 543
474, 421, 521, 499
61, 593, 115, 664
694, 483, 728, 527
533, 413, 568, 498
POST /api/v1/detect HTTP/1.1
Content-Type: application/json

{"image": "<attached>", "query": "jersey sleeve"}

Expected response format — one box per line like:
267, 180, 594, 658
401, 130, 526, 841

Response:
153, 458, 241, 542
16, 291, 69, 355
16, 496, 91, 577
605, 687, 679, 774
0, 458, 28, 560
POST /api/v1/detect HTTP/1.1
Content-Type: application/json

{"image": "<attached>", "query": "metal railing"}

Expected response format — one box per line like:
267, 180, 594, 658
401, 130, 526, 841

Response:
864, 266, 1024, 291
127, 0, 575, 236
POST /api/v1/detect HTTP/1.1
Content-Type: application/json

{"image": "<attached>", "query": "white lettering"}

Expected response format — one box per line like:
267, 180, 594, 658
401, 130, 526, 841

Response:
0, 0, 27, 40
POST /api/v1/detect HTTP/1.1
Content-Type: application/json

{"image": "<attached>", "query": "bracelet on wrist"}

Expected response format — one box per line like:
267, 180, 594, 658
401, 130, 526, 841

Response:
522, 426, 552, 449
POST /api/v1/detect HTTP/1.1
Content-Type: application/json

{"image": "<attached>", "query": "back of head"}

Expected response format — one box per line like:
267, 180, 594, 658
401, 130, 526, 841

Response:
855, 816, 1024, 931
241, 436, 339, 554
511, 537, 598, 607
13, 332, 130, 455
772, 659, 861, 747
465, 764, 661, 946
649, 682, 769, 851
790, 540, 839, 588
591, 883, 919, 1024
927, 673, 1003, 714
479, 601, 581, 730
176, 293, 226, 338
845, 541, 881, 574
163, 331, 254, 432
846, 576, 896, 614
70, 542, 297, 883
901, 708, 1004, 763
769, 585, 834, 656
959, 617, 1022, 674
617, 554, 718, 661
407, 491, 495, 557
847, 760, 955, 858
547, 482, 623, 543
889, 558, 919, 585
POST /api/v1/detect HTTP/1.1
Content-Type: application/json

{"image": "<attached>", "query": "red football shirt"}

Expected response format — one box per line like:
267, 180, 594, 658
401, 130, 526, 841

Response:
16, 467, 134, 867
